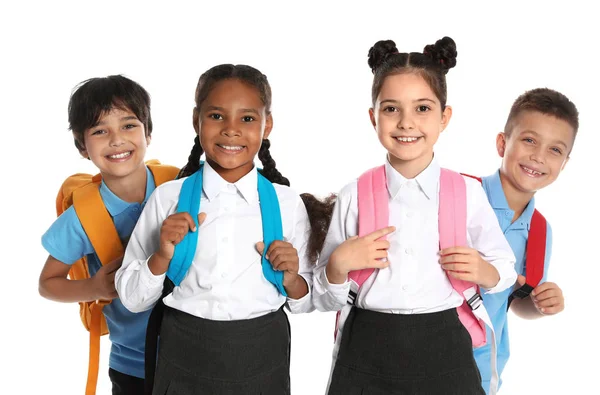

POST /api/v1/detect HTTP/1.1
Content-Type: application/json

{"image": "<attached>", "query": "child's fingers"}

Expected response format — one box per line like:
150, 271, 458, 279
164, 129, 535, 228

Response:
271, 253, 299, 269
533, 287, 560, 301
273, 261, 298, 273
538, 303, 564, 315
197, 212, 207, 226
532, 282, 560, 296
446, 270, 473, 282
365, 226, 396, 242
255, 242, 265, 256
267, 244, 296, 262
441, 263, 471, 273
535, 296, 562, 309
439, 254, 471, 264
366, 257, 390, 269
105, 257, 123, 272
516, 274, 527, 287
373, 240, 391, 251
439, 246, 473, 256
372, 249, 389, 260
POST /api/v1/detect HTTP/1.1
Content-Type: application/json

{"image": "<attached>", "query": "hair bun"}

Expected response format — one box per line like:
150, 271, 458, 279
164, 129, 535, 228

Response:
368, 40, 398, 73
423, 36, 457, 74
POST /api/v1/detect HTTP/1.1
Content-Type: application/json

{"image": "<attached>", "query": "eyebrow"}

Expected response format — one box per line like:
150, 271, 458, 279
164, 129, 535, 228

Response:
93, 115, 139, 127
380, 98, 437, 105
521, 130, 569, 149
205, 105, 260, 115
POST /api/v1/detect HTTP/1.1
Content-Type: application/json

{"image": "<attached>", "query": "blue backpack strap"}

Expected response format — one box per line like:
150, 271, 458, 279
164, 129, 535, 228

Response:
166, 166, 203, 286
257, 172, 287, 296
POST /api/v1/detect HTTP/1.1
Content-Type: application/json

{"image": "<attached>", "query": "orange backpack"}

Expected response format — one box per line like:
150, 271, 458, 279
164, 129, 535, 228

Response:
55, 160, 180, 395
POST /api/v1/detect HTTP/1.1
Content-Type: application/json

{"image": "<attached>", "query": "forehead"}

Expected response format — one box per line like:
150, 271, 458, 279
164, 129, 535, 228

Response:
511, 110, 575, 147
203, 79, 264, 108
96, 106, 137, 122
378, 72, 439, 102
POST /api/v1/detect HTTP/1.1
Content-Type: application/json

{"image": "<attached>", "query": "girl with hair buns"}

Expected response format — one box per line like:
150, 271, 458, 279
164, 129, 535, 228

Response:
313, 37, 517, 394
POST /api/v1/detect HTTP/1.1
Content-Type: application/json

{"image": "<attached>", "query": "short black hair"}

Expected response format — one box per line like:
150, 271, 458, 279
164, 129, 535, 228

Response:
68, 75, 152, 151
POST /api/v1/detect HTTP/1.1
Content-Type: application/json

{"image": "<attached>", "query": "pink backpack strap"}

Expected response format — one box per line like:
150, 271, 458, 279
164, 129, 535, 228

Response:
347, 165, 389, 302
440, 169, 500, 394
439, 168, 487, 346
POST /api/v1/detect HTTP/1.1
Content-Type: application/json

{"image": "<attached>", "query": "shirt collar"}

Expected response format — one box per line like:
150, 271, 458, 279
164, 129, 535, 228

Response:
100, 166, 155, 216
201, 161, 258, 205
385, 155, 440, 200
482, 169, 536, 228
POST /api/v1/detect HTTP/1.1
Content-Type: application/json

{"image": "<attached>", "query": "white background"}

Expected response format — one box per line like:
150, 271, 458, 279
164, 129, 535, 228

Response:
1, 1, 598, 394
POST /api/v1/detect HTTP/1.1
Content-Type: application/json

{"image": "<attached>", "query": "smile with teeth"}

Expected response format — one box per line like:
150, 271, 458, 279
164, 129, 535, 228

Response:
217, 144, 245, 152
395, 136, 421, 142
521, 165, 544, 177
107, 151, 132, 159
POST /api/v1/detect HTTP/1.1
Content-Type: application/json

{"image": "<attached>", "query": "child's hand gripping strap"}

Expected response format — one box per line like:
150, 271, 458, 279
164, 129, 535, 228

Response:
166, 167, 203, 286
166, 165, 287, 296
507, 209, 546, 306
257, 173, 287, 296
439, 169, 498, 395
347, 165, 389, 304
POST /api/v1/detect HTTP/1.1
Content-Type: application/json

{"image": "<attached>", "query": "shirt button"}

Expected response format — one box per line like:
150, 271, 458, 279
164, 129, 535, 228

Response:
404, 248, 413, 255
132, 207, 138, 212
221, 272, 228, 278
222, 237, 228, 243
406, 211, 414, 218
402, 285, 408, 291
505, 212, 511, 217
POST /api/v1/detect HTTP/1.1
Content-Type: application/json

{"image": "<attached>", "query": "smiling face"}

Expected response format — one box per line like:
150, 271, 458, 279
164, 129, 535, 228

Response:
369, 72, 452, 177
194, 78, 272, 183
79, 106, 150, 181
498, 110, 574, 194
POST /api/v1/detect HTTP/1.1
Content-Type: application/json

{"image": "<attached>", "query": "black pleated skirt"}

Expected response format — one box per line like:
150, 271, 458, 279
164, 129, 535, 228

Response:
328, 307, 485, 395
152, 306, 291, 395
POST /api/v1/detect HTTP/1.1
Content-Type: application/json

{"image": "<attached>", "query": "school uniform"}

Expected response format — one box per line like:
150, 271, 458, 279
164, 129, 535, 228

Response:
474, 170, 553, 394
116, 162, 313, 395
313, 157, 517, 395
41, 166, 157, 395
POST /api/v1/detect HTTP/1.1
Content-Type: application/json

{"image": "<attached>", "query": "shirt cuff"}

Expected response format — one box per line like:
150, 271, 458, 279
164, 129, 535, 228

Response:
320, 267, 351, 296
286, 274, 312, 313
483, 264, 517, 294
139, 256, 167, 290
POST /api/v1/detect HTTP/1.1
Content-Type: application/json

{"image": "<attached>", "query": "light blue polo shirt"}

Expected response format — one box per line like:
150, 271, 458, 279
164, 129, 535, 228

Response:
41, 167, 156, 379
474, 170, 552, 394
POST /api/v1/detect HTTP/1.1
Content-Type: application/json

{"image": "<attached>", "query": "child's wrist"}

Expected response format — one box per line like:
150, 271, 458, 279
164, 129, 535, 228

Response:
326, 262, 348, 285
148, 253, 170, 275
481, 261, 500, 289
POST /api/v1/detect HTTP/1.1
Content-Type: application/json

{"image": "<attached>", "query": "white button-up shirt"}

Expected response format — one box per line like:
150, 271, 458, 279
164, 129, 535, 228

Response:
116, 162, 313, 320
313, 157, 517, 314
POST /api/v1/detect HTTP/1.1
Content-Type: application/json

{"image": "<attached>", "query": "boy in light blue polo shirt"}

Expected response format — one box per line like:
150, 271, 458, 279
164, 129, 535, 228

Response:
474, 88, 578, 393
39, 75, 172, 395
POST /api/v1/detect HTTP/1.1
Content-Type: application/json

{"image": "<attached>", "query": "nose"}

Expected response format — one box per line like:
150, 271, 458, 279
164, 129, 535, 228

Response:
109, 130, 125, 147
530, 145, 547, 164
221, 118, 242, 138
397, 109, 415, 130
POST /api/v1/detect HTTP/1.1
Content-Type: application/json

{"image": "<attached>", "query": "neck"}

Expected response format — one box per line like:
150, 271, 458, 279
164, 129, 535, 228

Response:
102, 164, 148, 204
207, 159, 254, 183
498, 171, 535, 222
387, 152, 433, 179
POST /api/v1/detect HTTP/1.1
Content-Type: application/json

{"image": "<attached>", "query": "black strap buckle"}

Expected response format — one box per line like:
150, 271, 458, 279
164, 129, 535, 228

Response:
467, 292, 483, 311
511, 284, 534, 300
347, 290, 357, 305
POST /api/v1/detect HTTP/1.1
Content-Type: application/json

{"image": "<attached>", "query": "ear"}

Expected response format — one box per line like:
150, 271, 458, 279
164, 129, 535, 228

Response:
145, 131, 152, 146
496, 132, 507, 157
192, 107, 200, 135
440, 105, 452, 132
369, 108, 376, 129
73, 132, 88, 158
263, 113, 273, 140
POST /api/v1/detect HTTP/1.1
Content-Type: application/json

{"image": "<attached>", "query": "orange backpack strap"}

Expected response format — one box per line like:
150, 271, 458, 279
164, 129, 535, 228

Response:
72, 180, 123, 395
147, 161, 180, 186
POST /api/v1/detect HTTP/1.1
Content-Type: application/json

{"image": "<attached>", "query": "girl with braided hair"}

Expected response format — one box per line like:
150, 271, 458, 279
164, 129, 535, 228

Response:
116, 64, 332, 395
312, 37, 517, 394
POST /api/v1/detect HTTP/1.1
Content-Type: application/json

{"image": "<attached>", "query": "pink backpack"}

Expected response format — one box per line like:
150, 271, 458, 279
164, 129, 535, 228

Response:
339, 165, 499, 394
